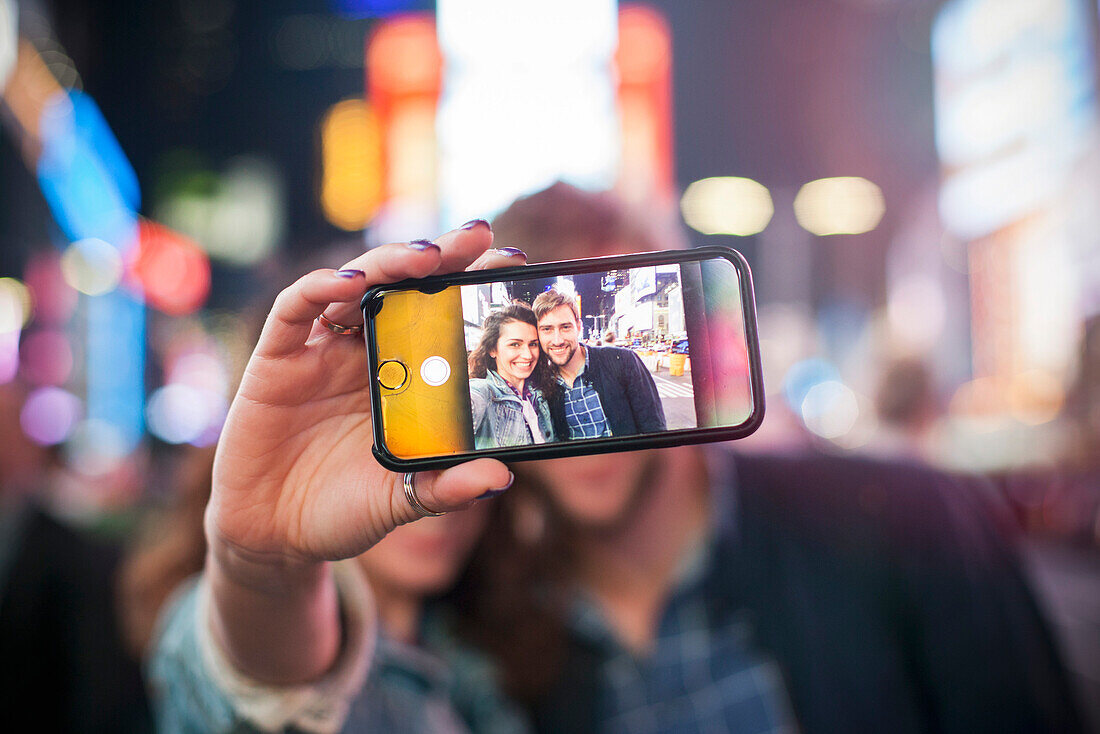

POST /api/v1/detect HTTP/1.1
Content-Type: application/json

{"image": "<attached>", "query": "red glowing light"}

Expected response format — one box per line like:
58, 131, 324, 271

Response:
127, 220, 211, 316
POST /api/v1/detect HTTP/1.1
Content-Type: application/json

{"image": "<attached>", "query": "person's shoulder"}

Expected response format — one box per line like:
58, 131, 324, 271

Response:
731, 448, 1009, 554
588, 345, 642, 365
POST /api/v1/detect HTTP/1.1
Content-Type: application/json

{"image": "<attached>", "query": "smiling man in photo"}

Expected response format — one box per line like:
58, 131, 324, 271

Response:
533, 288, 666, 439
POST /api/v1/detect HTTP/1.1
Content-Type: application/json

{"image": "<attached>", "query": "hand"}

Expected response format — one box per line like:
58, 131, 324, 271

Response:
207, 225, 523, 573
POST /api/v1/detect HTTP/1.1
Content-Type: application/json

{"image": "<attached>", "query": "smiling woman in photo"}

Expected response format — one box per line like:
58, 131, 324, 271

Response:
467, 302, 566, 449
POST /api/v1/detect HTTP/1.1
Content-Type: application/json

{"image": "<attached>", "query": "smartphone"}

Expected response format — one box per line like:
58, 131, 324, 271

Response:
361, 246, 764, 471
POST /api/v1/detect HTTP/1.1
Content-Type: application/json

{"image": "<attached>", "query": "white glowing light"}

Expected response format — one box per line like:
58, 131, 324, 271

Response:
0, 0, 16, 92
60, 238, 123, 295
680, 177, 774, 236
146, 383, 228, 445
436, 0, 620, 224
793, 177, 885, 236
800, 380, 860, 440
886, 274, 947, 352
0, 277, 32, 333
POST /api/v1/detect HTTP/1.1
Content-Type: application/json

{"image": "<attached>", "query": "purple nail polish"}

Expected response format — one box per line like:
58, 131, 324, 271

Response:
408, 239, 439, 251
460, 219, 491, 231
496, 247, 526, 258
476, 472, 514, 499
335, 269, 365, 278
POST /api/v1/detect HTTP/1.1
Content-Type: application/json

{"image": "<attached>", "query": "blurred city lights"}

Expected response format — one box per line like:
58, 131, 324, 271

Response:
20, 328, 73, 386
616, 6, 674, 206
364, 15, 441, 241
128, 220, 211, 316
793, 177, 885, 236
0, 276, 32, 332
783, 357, 840, 412
0, 329, 17, 384
680, 177, 774, 236
64, 418, 129, 476
886, 273, 947, 352
0, 0, 15, 90
20, 386, 81, 445
800, 379, 861, 440
156, 156, 284, 266
321, 99, 384, 231
146, 383, 227, 445
60, 237, 123, 295
85, 291, 145, 451
436, 0, 619, 224
24, 251, 77, 325
37, 90, 139, 247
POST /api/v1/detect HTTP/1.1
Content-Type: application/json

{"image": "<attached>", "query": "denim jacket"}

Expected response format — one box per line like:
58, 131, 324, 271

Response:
469, 370, 556, 449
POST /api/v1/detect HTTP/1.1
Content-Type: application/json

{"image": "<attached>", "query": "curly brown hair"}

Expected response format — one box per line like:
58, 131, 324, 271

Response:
467, 302, 560, 403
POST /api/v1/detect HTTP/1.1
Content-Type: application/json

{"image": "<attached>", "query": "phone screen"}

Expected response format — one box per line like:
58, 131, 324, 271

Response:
370, 254, 756, 461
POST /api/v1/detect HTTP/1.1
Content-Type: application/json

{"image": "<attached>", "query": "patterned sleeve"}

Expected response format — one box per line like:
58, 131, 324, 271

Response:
148, 563, 376, 734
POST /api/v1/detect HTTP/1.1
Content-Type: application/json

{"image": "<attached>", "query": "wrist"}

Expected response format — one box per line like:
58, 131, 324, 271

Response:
207, 533, 328, 599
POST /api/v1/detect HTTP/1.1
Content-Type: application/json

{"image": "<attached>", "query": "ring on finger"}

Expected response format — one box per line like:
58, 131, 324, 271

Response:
404, 472, 446, 518
318, 313, 364, 336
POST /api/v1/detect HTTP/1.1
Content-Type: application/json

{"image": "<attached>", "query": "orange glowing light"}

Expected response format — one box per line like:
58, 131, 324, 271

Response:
615, 5, 674, 206
366, 15, 441, 96
127, 220, 211, 316
320, 98, 384, 231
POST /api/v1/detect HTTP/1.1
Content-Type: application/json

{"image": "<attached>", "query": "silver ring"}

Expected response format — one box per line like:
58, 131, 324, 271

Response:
403, 472, 445, 518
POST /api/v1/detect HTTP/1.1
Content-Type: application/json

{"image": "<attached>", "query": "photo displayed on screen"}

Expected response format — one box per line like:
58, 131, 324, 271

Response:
461, 264, 697, 450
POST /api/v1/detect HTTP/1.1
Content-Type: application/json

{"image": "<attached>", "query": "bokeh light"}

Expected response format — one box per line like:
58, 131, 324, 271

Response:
20, 328, 73, 386
64, 418, 129, 476
146, 382, 227, 445
680, 177, 774, 236
793, 177, 885, 236
128, 220, 211, 315
320, 99, 383, 231
0, 277, 32, 333
24, 251, 78, 325
0, 329, 18, 384
801, 380, 861, 440
20, 386, 82, 445
60, 237, 123, 295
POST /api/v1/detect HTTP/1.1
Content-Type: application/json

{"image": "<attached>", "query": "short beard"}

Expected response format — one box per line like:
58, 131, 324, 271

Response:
549, 344, 577, 368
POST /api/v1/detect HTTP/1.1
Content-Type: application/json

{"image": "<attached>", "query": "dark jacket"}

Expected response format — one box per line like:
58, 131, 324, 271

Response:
531, 451, 1086, 734
584, 345, 666, 437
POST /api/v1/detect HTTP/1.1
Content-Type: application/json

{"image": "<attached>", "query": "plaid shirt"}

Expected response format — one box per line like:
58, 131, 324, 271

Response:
560, 347, 612, 439
565, 457, 799, 734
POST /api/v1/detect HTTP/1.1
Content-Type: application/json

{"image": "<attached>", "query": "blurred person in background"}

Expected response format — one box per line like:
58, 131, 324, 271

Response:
448, 182, 1084, 733
864, 356, 943, 462
146, 223, 533, 733
0, 381, 152, 733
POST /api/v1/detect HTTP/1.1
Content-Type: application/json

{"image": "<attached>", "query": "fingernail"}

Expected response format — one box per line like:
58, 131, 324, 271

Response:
408, 239, 440, 251
476, 471, 514, 500
335, 269, 365, 278
460, 219, 491, 231
494, 247, 526, 258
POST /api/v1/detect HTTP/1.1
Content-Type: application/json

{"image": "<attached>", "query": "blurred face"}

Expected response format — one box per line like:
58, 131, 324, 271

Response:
538, 304, 581, 367
490, 320, 540, 385
358, 502, 488, 597
522, 450, 660, 530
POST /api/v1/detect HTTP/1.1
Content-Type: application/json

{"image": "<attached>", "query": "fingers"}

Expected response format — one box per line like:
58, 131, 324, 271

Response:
397, 459, 513, 522
434, 219, 494, 272
466, 246, 528, 272
322, 222, 495, 327
257, 242, 443, 359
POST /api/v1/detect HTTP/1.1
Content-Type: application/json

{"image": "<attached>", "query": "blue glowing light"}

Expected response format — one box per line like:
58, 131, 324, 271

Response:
37, 90, 139, 248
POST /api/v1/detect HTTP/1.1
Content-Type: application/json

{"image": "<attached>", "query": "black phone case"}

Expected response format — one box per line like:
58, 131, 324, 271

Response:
361, 246, 765, 471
